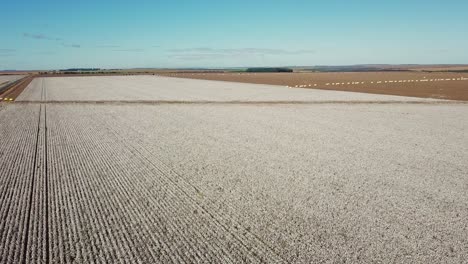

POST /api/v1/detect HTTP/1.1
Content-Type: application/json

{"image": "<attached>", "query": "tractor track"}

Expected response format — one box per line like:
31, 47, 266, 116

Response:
8, 99, 468, 105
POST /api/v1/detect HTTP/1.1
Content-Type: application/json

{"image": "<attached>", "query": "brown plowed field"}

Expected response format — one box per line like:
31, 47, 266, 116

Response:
159, 72, 468, 101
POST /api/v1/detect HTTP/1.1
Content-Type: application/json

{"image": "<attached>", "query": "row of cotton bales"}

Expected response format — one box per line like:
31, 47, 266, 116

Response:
292, 84, 318, 88
328, 82, 366, 85
290, 77, 468, 88
0, 97, 14, 101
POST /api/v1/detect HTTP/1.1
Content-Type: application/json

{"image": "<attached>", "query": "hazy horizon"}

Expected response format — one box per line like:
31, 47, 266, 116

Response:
4, 64, 468, 72
2, 0, 468, 70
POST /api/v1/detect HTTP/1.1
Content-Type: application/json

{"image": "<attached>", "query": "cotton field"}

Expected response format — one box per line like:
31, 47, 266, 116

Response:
1, 75, 467, 263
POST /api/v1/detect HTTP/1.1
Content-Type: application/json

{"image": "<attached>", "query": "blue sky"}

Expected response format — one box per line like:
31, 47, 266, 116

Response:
1, 0, 468, 70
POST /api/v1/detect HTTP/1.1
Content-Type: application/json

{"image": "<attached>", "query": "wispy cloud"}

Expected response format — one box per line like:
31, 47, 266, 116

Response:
23, 33, 81, 49
23, 33, 61, 41
0, 49, 16, 53
0, 49, 16, 57
167, 47, 315, 60
112, 48, 145, 52
168, 47, 315, 55
33, 51, 57, 55
169, 54, 231, 60
96, 45, 121, 48
62, 43, 81, 48
168, 47, 214, 53
97, 45, 157, 50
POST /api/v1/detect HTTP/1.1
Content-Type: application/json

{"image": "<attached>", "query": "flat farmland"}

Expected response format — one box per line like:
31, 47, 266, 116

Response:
159, 72, 468, 101
1, 75, 34, 102
0, 75, 25, 84
17, 76, 443, 103
0, 75, 25, 91
2, 76, 468, 263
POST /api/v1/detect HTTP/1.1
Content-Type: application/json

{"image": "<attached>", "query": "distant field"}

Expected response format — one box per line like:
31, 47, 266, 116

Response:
0, 75, 32, 101
0, 75, 25, 85
0, 75, 27, 98
17, 76, 441, 103
158, 72, 468, 101
406, 66, 468, 72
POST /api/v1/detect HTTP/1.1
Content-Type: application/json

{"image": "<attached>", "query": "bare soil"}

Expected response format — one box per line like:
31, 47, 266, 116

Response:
159, 72, 468, 101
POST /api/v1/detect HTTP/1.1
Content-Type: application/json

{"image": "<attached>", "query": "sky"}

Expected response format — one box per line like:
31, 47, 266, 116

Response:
1, 0, 468, 70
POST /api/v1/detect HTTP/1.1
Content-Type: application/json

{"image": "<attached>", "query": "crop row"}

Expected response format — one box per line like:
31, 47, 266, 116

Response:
2, 101, 467, 263
1, 102, 283, 263
0, 104, 45, 263
39, 104, 281, 263
71, 103, 468, 263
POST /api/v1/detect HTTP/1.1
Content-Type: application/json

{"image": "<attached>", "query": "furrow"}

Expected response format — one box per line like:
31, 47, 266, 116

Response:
24, 104, 47, 264
94, 104, 285, 262
77, 107, 251, 263
49, 105, 214, 263
48, 106, 162, 263
49, 104, 283, 263
48, 110, 115, 263
0, 105, 42, 263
